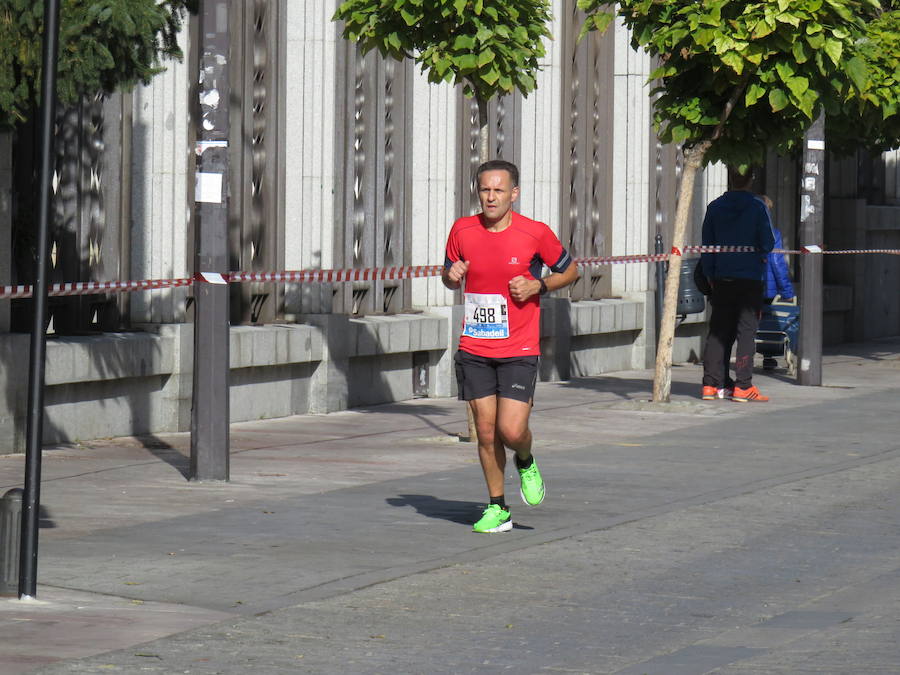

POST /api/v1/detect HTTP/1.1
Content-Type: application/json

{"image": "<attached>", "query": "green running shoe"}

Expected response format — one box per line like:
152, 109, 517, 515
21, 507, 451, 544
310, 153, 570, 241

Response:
518, 458, 545, 506
472, 504, 512, 533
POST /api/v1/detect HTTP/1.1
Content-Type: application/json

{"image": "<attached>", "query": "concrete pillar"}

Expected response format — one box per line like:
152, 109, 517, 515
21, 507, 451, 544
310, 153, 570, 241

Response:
0, 334, 29, 454
425, 304, 462, 398
631, 290, 657, 370
156, 323, 194, 432
305, 314, 350, 413
539, 296, 572, 382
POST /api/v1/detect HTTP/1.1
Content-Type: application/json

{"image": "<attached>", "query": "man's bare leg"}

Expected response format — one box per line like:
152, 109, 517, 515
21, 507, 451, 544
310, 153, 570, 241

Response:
497, 396, 544, 506
496, 397, 533, 462
469, 396, 506, 497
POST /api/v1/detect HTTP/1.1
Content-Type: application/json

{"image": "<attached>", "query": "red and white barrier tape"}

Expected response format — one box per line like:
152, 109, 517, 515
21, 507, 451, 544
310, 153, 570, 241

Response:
809, 248, 900, 255
681, 244, 900, 256
680, 245, 783, 254
228, 265, 445, 284
0, 278, 194, 299
577, 252, 672, 265
2, 247, 899, 299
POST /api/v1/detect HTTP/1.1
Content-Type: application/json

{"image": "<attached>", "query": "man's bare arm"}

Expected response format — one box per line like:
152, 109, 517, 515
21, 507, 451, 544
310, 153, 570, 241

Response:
546, 262, 580, 293
442, 260, 469, 290
508, 263, 580, 302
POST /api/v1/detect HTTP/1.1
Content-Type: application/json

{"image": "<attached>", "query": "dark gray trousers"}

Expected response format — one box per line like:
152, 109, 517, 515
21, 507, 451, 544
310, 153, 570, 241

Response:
702, 279, 764, 389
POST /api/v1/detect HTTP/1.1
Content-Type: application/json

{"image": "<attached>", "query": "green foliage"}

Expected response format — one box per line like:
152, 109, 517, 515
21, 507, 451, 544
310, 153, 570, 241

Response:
828, 10, 900, 153
577, 0, 896, 166
333, 0, 552, 100
0, 0, 196, 127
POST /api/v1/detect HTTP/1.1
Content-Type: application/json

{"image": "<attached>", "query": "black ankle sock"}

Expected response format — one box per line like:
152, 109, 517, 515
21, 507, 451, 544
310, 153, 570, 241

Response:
515, 454, 533, 470
490, 496, 507, 511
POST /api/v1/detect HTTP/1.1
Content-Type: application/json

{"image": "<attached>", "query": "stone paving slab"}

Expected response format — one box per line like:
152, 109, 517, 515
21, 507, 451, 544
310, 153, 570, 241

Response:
0, 589, 232, 675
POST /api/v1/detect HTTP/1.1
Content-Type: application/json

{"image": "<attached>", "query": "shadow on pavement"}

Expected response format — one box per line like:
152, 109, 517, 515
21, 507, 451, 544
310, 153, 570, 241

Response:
560, 374, 701, 399
38, 504, 55, 528
386, 494, 536, 531
387, 494, 482, 524
137, 436, 191, 480
823, 340, 900, 362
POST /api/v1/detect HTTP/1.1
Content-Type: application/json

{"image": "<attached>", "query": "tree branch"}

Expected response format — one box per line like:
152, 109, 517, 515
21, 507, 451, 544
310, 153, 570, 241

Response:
710, 73, 751, 143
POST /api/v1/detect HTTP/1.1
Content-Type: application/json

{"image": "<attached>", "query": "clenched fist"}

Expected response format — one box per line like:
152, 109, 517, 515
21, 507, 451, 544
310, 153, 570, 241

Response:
446, 260, 469, 284
508, 275, 541, 302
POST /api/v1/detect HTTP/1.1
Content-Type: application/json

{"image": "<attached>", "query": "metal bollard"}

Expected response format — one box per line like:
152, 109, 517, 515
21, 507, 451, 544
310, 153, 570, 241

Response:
0, 488, 23, 596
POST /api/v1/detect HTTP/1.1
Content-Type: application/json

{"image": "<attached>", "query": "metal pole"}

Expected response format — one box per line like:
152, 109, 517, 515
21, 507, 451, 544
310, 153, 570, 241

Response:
798, 114, 825, 386
19, 0, 61, 599
654, 232, 665, 350
191, 0, 231, 481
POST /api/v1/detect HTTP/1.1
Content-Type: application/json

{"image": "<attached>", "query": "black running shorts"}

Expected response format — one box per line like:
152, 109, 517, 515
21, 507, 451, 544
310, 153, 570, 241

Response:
454, 350, 539, 403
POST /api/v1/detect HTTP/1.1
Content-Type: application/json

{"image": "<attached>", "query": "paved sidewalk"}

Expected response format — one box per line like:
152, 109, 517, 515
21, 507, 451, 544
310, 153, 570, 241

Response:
1, 340, 900, 673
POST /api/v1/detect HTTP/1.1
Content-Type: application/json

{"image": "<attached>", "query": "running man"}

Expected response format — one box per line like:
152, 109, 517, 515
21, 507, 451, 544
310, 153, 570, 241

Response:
442, 160, 579, 533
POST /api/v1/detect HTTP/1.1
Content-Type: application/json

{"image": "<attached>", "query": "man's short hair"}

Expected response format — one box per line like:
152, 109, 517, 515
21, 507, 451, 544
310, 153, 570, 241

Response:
476, 160, 519, 188
727, 165, 754, 190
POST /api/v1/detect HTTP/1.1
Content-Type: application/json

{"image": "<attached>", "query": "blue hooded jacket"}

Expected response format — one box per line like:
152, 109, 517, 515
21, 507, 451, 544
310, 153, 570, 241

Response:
700, 190, 775, 282
765, 228, 795, 300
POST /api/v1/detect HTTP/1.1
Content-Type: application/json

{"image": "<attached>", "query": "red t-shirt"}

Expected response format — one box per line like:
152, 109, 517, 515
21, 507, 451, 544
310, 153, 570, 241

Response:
444, 211, 571, 358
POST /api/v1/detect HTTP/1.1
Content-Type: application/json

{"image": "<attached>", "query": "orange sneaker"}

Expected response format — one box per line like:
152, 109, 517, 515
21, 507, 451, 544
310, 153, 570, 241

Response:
701, 386, 718, 400
732, 385, 769, 402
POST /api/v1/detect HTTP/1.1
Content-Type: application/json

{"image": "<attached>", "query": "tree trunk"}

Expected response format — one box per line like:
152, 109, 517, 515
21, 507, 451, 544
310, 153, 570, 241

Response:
651, 79, 746, 401
652, 143, 708, 402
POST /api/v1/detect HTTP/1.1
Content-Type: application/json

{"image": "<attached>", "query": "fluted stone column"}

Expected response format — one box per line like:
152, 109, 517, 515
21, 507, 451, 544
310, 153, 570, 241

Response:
130, 27, 193, 326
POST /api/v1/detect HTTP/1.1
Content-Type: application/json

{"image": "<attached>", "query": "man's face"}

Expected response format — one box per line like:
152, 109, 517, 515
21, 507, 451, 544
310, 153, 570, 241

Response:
477, 170, 519, 223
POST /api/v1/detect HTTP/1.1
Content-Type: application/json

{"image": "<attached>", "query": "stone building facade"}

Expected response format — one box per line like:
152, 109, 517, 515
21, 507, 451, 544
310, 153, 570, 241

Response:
1, 2, 897, 452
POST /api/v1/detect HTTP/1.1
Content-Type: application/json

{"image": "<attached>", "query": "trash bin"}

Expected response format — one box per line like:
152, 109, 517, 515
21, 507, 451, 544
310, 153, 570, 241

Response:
676, 259, 706, 315
0, 488, 23, 596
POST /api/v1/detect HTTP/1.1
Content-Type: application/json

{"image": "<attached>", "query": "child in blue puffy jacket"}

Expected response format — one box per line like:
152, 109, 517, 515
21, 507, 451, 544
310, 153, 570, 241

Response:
760, 196, 795, 303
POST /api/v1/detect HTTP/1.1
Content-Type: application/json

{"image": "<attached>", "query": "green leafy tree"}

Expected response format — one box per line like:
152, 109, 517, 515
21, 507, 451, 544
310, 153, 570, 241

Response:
579, 0, 900, 401
333, 0, 552, 165
334, 0, 552, 440
827, 9, 900, 154
0, 0, 196, 127
3, 0, 196, 316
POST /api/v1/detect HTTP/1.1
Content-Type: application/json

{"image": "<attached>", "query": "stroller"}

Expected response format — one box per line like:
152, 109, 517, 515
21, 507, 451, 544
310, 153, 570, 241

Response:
755, 296, 800, 376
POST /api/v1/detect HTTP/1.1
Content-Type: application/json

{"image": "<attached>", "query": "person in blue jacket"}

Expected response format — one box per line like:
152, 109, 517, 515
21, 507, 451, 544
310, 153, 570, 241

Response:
759, 195, 795, 303
700, 166, 775, 402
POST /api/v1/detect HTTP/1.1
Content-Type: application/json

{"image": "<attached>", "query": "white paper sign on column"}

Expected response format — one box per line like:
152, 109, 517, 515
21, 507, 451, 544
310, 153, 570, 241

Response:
195, 172, 223, 204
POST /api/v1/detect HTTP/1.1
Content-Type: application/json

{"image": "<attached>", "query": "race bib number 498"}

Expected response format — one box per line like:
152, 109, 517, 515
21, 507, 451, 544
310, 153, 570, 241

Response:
464, 293, 509, 339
